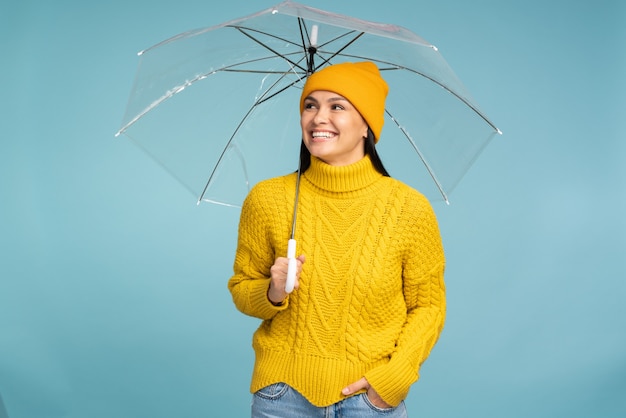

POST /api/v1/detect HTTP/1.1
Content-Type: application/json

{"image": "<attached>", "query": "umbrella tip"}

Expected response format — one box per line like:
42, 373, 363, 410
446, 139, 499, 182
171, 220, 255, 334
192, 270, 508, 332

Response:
310, 25, 319, 47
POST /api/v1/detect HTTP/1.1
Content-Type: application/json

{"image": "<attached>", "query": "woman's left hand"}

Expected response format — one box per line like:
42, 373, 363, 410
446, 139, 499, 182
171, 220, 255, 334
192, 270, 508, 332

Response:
341, 377, 391, 409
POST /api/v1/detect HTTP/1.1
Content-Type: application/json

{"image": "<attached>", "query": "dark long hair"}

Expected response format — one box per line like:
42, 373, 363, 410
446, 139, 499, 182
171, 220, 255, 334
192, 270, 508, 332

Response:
298, 128, 390, 176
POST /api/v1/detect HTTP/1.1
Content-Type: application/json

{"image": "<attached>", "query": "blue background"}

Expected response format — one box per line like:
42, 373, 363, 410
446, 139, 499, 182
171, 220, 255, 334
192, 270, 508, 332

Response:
1, 1, 625, 417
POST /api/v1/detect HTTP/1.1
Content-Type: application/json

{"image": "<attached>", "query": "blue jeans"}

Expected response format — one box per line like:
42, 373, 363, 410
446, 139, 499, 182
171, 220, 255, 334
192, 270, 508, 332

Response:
251, 383, 408, 417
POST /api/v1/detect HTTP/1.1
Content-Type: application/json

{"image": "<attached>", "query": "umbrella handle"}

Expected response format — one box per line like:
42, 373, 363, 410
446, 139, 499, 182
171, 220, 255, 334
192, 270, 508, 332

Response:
285, 239, 297, 293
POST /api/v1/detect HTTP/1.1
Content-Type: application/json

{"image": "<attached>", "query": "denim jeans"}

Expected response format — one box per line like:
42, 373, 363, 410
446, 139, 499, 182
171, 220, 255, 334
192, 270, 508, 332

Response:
251, 382, 408, 418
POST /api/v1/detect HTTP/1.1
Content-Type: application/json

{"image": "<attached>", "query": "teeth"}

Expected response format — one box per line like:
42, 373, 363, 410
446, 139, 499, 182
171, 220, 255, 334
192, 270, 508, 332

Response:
312, 132, 334, 138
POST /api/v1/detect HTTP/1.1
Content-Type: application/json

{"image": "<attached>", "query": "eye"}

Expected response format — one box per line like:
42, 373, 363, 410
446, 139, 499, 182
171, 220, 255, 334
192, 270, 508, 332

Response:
331, 104, 345, 111
304, 102, 317, 110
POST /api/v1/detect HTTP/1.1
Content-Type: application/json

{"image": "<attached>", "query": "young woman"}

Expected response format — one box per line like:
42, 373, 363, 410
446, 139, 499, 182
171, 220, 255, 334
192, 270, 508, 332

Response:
228, 62, 446, 417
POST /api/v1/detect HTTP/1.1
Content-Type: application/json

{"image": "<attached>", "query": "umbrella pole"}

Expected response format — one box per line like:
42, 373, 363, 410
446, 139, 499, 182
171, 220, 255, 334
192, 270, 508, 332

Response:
285, 158, 302, 294
290, 160, 302, 240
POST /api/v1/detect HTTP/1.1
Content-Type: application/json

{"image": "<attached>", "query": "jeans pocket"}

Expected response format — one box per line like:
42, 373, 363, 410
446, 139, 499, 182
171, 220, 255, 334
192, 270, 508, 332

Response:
254, 382, 289, 401
360, 393, 401, 414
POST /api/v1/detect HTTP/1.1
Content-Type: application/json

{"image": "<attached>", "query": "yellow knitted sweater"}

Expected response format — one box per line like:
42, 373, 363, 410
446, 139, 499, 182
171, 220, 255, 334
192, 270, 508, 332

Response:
228, 155, 446, 408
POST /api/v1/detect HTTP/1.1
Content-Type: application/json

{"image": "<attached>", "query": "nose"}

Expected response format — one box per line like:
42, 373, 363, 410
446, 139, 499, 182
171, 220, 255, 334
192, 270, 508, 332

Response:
313, 106, 329, 124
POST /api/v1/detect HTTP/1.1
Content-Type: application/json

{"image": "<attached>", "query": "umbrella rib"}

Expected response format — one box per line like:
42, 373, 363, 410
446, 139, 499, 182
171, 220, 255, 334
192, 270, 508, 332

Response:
215, 51, 305, 73
254, 56, 310, 105
218, 51, 307, 76
198, 107, 255, 205
198, 56, 309, 203
384, 108, 450, 205
312, 32, 365, 69
255, 77, 302, 105
393, 67, 500, 134
221, 69, 305, 75
228, 24, 305, 50
231, 26, 308, 74
308, 51, 500, 134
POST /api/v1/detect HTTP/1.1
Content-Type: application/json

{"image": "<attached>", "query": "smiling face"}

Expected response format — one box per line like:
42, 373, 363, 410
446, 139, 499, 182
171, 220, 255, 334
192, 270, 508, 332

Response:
300, 90, 369, 167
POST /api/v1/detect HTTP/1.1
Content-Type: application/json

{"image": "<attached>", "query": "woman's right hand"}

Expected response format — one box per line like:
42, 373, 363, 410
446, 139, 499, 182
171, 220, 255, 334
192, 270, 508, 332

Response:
268, 254, 306, 304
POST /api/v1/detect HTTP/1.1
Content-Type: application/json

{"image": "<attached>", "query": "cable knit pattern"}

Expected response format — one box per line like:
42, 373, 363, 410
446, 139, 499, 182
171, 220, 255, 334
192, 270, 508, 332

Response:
228, 155, 446, 407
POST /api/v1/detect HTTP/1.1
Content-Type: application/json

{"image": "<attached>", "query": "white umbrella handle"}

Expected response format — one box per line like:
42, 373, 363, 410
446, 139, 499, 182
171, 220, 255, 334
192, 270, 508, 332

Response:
285, 239, 297, 293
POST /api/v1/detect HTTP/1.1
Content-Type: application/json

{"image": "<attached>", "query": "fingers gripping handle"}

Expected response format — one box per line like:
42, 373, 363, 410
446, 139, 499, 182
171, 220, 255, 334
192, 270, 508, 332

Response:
285, 239, 297, 294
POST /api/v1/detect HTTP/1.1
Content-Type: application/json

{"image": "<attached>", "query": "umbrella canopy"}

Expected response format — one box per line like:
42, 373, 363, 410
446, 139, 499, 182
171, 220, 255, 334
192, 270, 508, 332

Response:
116, 0, 500, 206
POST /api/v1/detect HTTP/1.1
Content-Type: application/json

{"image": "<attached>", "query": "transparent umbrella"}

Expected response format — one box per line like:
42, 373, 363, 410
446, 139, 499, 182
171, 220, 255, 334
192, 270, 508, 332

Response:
116, 0, 500, 291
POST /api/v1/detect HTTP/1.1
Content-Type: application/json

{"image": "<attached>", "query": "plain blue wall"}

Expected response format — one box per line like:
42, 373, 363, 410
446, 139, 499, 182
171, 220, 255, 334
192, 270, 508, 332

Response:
1, 1, 625, 417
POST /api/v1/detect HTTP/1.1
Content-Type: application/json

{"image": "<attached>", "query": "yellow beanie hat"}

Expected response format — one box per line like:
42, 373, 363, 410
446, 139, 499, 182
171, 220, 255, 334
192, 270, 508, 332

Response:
300, 61, 389, 143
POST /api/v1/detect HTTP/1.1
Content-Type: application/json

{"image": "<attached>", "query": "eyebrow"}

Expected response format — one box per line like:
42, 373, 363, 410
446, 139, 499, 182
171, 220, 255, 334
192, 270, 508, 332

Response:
303, 95, 349, 104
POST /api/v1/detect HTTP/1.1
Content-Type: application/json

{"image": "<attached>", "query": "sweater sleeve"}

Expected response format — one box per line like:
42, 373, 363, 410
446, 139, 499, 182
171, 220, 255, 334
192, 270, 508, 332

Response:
227, 184, 289, 320
364, 195, 446, 407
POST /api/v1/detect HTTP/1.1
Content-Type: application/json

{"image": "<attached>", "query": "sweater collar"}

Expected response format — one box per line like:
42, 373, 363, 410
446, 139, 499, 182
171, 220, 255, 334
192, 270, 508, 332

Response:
303, 155, 383, 193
